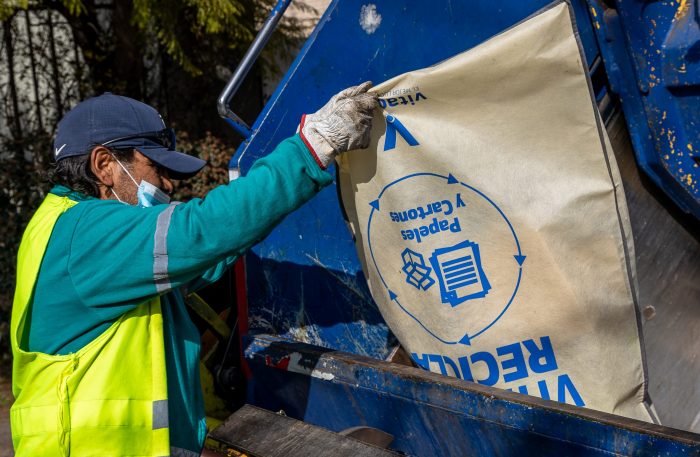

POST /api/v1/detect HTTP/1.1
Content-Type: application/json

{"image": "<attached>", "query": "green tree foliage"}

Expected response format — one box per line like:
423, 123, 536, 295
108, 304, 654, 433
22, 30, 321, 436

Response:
131, 0, 250, 76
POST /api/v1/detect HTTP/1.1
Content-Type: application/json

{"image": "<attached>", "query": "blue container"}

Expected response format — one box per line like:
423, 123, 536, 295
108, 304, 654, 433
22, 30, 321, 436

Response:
214, 1, 700, 453
587, 0, 700, 219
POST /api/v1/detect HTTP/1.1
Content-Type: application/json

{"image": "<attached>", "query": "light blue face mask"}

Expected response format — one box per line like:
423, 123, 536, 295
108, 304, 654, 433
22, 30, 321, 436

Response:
111, 155, 171, 207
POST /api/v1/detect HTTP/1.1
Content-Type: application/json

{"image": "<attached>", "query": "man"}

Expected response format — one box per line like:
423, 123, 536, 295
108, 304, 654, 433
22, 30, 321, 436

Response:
10, 83, 377, 456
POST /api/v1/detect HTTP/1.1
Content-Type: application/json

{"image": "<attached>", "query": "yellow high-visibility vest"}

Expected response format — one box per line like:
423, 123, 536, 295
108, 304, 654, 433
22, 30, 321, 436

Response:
11, 193, 170, 456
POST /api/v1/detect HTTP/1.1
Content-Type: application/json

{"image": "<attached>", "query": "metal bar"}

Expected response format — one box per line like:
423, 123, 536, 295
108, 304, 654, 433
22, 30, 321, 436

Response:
217, 0, 293, 139
234, 258, 252, 380
224, 116, 252, 140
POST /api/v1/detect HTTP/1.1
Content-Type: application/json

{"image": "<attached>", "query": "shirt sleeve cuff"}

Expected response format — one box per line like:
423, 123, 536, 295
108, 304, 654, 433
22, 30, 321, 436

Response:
298, 114, 328, 170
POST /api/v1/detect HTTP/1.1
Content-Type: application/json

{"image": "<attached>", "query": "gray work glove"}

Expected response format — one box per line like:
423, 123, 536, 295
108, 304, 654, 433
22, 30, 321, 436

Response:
300, 81, 378, 169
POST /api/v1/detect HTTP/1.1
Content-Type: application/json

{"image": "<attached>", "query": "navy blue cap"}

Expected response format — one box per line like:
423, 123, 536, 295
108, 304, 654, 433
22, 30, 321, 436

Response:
53, 93, 206, 179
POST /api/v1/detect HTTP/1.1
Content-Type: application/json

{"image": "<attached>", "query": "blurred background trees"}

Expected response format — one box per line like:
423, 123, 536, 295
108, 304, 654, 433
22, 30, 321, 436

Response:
0, 0, 318, 362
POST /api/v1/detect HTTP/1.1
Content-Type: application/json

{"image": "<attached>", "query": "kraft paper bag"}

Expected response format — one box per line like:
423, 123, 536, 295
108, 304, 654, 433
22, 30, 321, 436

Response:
337, 1, 655, 421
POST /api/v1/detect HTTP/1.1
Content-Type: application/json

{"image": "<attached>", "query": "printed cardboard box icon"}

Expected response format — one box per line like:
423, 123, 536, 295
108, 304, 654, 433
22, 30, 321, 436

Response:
401, 248, 435, 291
338, 0, 655, 423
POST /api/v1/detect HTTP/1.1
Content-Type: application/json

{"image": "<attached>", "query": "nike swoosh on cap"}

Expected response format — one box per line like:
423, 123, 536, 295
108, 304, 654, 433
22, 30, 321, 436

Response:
55, 144, 67, 157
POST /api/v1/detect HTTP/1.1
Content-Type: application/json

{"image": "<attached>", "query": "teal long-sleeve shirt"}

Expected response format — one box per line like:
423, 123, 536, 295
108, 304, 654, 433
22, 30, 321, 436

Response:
26, 135, 332, 454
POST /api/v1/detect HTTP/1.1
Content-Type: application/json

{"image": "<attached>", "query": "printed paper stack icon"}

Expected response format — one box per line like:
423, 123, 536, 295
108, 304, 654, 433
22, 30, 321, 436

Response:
429, 239, 491, 307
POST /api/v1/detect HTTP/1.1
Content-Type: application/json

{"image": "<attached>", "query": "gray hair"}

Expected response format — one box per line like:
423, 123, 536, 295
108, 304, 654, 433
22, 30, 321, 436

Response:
46, 147, 135, 197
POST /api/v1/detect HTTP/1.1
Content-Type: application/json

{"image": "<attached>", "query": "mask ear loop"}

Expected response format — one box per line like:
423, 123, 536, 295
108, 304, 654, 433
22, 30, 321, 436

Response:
108, 152, 139, 204
110, 152, 139, 187
110, 187, 124, 202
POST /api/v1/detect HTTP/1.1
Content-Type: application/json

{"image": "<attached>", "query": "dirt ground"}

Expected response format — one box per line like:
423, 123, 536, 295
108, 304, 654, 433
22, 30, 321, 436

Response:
0, 367, 13, 457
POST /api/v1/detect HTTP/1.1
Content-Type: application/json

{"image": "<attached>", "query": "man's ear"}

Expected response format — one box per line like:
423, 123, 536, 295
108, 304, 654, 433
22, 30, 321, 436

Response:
90, 146, 116, 187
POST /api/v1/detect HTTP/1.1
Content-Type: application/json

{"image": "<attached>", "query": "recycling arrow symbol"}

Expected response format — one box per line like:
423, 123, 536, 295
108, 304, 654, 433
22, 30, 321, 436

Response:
367, 172, 525, 346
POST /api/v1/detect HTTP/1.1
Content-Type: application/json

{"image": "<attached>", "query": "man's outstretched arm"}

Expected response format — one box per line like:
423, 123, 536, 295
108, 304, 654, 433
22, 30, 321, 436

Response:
68, 84, 377, 309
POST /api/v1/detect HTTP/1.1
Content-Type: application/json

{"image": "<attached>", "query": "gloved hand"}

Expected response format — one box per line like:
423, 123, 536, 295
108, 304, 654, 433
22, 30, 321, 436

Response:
300, 81, 378, 169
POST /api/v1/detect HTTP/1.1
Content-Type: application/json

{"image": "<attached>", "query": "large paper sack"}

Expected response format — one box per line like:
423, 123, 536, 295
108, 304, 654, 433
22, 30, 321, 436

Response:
338, 1, 653, 421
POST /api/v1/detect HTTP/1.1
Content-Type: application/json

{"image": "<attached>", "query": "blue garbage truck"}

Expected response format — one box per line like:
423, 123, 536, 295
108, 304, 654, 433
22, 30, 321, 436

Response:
196, 0, 700, 454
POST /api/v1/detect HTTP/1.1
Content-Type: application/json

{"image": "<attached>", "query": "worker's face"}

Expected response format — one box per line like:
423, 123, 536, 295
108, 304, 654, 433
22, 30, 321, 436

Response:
111, 150, 174, 205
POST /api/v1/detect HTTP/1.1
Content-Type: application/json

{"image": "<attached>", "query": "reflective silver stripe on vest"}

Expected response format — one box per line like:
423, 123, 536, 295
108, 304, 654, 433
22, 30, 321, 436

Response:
152, 399, 169, 430
171, 446, 200, 457
153, 203, 180, 293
